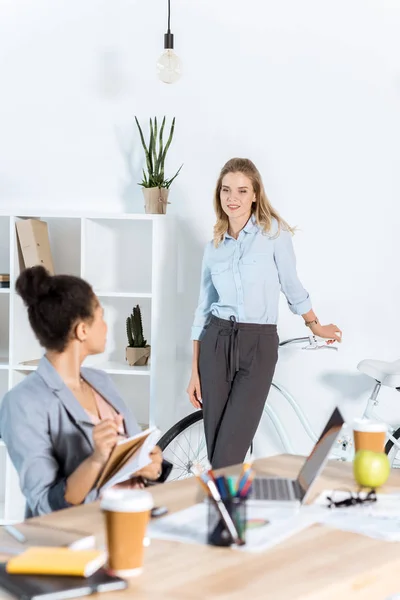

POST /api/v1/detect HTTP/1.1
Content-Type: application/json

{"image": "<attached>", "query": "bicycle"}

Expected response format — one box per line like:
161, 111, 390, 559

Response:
157, 334, 341, 482
337, 357, 400, 466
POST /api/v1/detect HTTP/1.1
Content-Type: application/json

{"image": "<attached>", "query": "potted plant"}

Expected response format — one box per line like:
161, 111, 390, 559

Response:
125, 304, 150, 366
135, 115, 183, 214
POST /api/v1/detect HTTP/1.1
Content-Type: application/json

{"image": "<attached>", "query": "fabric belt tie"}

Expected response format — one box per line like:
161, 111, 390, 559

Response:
226, 315, 240, 382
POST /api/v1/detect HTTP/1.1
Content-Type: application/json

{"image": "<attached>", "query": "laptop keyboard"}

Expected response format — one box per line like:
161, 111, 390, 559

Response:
251, 477, 298, 501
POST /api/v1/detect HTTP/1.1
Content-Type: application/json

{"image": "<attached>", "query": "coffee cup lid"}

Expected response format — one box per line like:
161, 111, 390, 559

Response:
352, 418, 387, 433
100, 488, 154, 512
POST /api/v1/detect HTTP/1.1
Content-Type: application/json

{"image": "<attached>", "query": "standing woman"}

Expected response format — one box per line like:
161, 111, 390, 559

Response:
187, 158, 342, 469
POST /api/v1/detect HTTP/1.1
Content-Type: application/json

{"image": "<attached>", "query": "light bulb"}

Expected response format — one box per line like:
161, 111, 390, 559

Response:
157, 49, 182, 84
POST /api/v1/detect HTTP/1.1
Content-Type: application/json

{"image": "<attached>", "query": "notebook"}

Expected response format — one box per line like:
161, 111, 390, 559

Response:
96, 426, 160, 490
0, 564, 127, 600
6, 547, 107, 577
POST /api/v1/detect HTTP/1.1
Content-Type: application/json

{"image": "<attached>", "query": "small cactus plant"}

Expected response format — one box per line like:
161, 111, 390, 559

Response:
126, 305, 147, 348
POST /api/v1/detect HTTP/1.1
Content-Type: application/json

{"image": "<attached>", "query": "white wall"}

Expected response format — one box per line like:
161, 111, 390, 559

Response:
1, 0, 400, 456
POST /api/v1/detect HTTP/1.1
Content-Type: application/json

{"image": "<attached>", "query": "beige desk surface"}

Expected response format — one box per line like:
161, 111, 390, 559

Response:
2, 455, 400, 600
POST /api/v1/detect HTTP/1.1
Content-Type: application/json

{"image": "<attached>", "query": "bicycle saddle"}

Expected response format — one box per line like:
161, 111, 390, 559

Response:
357, 358, 400, 388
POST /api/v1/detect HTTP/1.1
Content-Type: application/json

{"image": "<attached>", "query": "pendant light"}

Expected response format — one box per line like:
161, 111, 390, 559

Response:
157, 0, 182, 84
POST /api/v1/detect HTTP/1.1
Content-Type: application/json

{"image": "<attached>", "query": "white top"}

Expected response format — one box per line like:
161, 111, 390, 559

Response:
352, 418, 387, 433
100, 489, 154, 513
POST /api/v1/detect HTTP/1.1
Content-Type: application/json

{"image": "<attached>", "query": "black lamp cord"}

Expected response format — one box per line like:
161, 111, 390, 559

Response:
164, 0, 174, 49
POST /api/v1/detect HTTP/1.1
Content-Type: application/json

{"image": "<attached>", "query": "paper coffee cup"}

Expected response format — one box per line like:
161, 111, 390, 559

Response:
353, 418, 387, 453
101, 488, 153, 577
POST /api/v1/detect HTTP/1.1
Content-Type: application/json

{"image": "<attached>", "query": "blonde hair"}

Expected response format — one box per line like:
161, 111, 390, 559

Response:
213, 158, 294, 247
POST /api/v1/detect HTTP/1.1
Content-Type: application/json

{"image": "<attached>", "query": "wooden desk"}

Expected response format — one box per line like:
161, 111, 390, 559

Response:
2, 455, 400, 600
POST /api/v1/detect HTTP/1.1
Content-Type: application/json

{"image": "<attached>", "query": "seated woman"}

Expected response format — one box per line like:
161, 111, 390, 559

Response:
0, 266, 171, 517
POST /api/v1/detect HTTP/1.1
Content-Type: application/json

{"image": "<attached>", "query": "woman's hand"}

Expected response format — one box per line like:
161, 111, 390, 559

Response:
311, 322, 342, 344
114, 477, 146, 490
187, 370, 202, 409
91, 415, 123, 466
136, 445, 163, 481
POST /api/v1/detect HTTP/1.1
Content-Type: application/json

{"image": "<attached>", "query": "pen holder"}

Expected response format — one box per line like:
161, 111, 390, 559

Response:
207, 497, 247, 547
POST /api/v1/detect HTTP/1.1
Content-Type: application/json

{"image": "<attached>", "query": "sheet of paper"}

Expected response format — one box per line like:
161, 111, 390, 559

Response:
100, 427, 160, 490
148, 502, 324, 553
313, 490, 400, 542
0, 523, 95, 557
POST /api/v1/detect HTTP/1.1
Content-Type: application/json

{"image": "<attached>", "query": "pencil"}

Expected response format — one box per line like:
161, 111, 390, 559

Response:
190, 465, 211, 496
4, 526, 26, 544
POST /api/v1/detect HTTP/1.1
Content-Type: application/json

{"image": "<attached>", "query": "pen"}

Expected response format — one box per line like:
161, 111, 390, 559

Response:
4, 525, 26, 544
226, 476, 237, 498
239, 471, 255, 498
215, 476, 229, 500
77, 420, 127, 438
236, 469, 252, 495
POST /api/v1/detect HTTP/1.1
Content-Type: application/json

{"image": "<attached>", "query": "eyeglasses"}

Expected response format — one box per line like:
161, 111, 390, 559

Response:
326, 488, 377, 509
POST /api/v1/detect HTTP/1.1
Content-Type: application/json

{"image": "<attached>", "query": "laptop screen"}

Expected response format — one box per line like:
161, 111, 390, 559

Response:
296, 407, 345, 501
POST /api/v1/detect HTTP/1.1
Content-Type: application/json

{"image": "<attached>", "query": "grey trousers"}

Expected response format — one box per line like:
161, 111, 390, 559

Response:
199, 316, 279, 469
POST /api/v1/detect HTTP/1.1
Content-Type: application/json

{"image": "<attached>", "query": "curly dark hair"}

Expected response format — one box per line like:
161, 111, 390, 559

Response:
16, 266, 97, 352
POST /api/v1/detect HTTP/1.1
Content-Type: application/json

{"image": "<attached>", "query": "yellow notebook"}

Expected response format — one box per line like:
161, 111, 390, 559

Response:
6, 547, 107, 577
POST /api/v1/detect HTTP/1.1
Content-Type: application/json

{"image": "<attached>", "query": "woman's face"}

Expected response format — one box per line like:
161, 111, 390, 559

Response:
220, 171, 256, 221
84, 302, 108, 355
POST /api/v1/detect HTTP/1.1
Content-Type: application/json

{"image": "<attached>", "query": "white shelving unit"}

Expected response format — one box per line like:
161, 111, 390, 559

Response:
0, 212, 177, 523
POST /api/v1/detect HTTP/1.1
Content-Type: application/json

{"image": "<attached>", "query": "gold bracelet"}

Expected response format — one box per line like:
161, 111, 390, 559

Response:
305, 318, 318, 328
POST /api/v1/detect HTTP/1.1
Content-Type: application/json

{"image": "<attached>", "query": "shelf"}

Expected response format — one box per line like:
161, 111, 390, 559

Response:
44, 218, 81, 277
12, 361, 151, 375
95, 291, 152, 299
84, 360, 151, 375
84, 219, 153, 294
0, 211, 177, 525
108, 374, 150, 426
0, 211, 174, 221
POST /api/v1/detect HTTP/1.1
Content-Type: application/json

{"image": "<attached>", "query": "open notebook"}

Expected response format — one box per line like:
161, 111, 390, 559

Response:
96, 426, 160, 490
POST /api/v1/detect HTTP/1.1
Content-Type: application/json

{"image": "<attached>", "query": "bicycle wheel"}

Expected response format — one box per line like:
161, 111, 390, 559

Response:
384, 426, 400, 467
157, 411, 207, 482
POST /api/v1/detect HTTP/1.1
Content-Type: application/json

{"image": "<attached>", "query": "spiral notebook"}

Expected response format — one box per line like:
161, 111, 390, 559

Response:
0, 564, 127, 600
96, 426, 160, 490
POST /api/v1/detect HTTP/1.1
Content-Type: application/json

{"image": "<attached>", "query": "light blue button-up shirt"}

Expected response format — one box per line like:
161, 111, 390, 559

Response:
191, 216, 312, 340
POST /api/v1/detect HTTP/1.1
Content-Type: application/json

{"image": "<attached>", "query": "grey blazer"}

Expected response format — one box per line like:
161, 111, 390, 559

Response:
0, 356, 141, 518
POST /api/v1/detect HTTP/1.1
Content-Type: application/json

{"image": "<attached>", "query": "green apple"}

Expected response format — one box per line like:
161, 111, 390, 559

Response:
353, 450, 391, 488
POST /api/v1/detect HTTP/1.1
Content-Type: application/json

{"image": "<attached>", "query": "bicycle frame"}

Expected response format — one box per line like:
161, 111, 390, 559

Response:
263, 337, 400, 462
260, 335, 335, 454
361, 382, 400, 453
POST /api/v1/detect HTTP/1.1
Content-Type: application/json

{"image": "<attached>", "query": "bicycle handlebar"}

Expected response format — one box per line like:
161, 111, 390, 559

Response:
279, 336, 310, 347
279, 334, 338, 351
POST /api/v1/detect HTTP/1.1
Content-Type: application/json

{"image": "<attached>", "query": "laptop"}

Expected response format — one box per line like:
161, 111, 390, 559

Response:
249, 407, 344, 505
